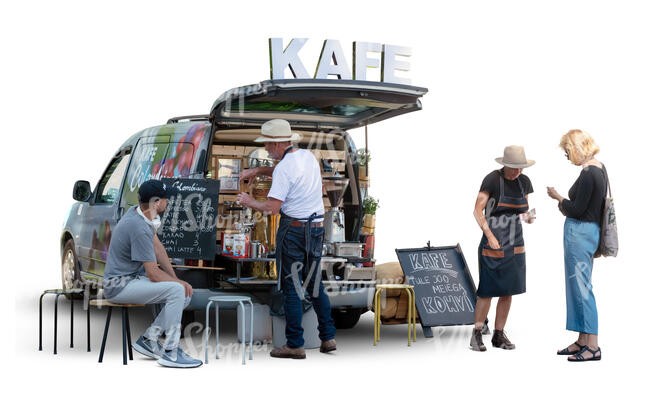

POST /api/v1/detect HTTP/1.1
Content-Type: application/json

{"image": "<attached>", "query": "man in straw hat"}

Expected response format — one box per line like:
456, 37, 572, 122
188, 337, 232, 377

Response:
238, 119, 336, 359
470, 146, 536, 352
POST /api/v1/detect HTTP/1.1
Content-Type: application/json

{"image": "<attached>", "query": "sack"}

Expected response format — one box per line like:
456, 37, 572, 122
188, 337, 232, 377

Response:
595, 164, 618, 258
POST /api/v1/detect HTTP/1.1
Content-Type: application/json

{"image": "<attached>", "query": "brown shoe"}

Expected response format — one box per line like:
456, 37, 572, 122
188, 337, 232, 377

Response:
270, 345, 306, 359
320, 339, 336, 353
470, 328, 486, 351
491, 330, 516, 350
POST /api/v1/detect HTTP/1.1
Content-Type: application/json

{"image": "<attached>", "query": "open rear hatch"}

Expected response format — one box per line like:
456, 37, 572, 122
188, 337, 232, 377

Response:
210, 79, 428, 131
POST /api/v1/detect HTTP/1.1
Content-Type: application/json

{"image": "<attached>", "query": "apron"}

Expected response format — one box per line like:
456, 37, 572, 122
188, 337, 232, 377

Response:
275, 210, 323, 291
477, 173, 528, 298
272, 146, 325, 291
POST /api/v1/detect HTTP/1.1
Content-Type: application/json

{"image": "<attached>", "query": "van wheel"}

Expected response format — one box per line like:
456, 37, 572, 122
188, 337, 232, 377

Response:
332, 308, 362, 329
62, 240, 81, 298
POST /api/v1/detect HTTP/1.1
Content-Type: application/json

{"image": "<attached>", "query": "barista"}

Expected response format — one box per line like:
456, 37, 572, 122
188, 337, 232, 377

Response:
470, 146, 536, 352
237, 119, 336, 359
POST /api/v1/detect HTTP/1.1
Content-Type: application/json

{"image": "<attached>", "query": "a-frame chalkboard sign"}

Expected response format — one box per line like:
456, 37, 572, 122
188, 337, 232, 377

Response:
395, 243, 477, 338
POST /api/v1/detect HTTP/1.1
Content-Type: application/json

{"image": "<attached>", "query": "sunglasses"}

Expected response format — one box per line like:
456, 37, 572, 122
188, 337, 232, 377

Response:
564, 150, 570, 160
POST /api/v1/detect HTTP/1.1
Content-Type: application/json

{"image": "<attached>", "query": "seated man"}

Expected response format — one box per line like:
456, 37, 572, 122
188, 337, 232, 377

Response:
102, 179, 202, 368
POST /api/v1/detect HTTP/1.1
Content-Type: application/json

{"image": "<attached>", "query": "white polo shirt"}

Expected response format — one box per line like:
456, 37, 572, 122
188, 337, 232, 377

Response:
267, 149, 324, 221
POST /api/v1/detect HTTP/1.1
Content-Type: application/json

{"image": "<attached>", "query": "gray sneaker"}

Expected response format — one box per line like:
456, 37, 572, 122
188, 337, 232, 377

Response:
470, 328, 487, 352
132, 336, 161, 359
157, 348, 203, 368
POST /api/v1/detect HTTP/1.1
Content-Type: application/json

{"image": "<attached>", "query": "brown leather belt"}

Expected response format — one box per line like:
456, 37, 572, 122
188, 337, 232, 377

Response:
289, 220, 323, 228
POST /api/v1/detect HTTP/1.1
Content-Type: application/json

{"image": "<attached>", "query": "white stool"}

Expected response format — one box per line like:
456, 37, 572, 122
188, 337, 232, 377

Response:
204, 295, 253, 364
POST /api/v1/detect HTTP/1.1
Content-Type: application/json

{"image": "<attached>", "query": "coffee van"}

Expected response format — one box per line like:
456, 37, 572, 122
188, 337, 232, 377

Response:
61, 79, 427, 328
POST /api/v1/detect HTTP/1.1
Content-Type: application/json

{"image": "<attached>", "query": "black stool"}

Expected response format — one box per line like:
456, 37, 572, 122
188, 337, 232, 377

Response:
90, 299, 144, 365
38, 288, 89, 354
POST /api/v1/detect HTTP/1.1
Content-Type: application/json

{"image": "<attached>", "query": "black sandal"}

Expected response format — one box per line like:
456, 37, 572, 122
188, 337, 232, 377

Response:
557, 342, 586, 355
568, 346, 601, 362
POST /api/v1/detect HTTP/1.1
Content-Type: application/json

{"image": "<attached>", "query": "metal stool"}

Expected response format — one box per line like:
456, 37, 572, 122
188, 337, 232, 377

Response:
90, 299, 144, 365
373, 284, 417, 346
38, 288, 87, 354
204, 295, 253, 365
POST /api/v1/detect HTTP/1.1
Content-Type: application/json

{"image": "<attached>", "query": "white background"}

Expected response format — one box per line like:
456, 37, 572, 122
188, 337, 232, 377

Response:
4, 0, 648, 391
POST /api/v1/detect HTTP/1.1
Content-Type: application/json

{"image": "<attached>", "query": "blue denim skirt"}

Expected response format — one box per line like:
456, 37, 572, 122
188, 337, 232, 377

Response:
563, 217, 600, 334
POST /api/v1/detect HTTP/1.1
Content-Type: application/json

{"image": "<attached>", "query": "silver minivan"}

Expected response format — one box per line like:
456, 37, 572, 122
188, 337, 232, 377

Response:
62, 79, 427, 329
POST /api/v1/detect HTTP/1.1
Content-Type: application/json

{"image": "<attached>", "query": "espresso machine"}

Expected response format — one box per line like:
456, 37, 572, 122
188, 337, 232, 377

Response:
323, 176, 349, 253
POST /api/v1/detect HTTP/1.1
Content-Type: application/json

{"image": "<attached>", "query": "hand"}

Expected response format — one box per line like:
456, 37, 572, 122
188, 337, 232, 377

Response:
520, 211, 536, 224
240, 168, 258, 184
177, 279, 193, 297
487, 235, 501, 250
546, 186, 562, 201
237, 192, 254, 207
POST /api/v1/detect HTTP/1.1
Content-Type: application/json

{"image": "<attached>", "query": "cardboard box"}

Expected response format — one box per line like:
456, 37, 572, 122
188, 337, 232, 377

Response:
221, 231, 235, 256
231, 233, 249, 258
344, 265, 375, 280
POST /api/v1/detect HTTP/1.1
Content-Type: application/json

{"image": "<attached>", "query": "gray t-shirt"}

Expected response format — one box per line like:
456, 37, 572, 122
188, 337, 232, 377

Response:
102, 206, 156, 298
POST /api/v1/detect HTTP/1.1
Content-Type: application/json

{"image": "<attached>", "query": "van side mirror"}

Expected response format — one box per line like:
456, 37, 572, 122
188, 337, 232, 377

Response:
73, 180, 92, 202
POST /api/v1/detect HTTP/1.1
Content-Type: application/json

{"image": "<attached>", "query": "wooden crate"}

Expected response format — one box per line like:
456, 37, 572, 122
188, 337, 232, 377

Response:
317, 149, 347, 160
219, 194, 238, 203
212, 145, 245, 156
243, 146, 259, 156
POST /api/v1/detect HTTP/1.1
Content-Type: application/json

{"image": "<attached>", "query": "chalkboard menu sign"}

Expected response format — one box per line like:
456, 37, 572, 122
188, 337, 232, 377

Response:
396, 244, 477, 328
159, 178, 220, 260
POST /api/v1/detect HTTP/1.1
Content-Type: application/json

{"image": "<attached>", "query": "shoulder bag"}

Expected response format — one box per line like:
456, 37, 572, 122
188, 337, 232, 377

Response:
595, 164, 618, 258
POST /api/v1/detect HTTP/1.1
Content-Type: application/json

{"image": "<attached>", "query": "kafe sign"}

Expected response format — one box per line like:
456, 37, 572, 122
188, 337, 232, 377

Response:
269, 38, 412, 85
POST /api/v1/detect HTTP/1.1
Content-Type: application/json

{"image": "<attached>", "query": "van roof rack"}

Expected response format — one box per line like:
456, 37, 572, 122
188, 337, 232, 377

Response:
166, 114, 210, 124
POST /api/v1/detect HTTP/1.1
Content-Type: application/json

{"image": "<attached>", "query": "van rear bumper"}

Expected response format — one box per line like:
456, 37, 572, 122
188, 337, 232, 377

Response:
187, 281, 375, 311
324, 281, 375, 309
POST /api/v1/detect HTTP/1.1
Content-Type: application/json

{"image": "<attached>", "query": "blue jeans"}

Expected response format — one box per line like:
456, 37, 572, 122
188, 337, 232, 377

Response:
280, 225, 336, 348
563, 218, 600, 335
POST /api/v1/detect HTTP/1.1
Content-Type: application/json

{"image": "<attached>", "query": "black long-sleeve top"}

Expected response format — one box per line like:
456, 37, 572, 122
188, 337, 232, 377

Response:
560, 165, 607, 223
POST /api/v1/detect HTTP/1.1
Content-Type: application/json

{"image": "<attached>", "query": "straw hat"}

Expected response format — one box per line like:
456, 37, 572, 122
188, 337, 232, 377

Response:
495, 145, 535, 168
254, 119, 301, 143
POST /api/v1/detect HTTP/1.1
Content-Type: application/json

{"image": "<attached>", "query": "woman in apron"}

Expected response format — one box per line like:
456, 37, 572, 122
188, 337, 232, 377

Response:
470, 146, 536, 352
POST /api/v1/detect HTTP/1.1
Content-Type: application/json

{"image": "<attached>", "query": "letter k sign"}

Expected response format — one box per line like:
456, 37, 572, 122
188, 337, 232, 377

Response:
269, 38, 310, 79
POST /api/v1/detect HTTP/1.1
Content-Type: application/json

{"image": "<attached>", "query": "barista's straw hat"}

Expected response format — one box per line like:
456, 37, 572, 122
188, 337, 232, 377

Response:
254, 119, 301, 143
495, 145, 536, 168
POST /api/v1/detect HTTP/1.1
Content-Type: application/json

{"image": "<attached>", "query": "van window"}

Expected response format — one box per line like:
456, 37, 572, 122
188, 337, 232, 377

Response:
165, 142, 196, 178
95, 153, 130, 204
229, 102, 373, 116
122, 142, 171, 208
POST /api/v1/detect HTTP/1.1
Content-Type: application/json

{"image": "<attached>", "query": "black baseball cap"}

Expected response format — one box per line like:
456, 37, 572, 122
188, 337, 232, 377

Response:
138, 179, 173, 203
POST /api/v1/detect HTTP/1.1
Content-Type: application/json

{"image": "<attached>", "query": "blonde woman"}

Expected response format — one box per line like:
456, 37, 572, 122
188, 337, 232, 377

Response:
547, 129, 607, 362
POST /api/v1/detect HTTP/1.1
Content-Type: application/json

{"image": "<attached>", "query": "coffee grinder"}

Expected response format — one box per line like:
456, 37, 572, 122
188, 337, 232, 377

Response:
323, 176, 349, 253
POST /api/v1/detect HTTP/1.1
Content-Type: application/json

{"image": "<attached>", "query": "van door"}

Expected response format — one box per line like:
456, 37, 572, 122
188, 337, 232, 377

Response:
77, 148, 132, 279
210, 79, 428, 131
119, 125, 211, 210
